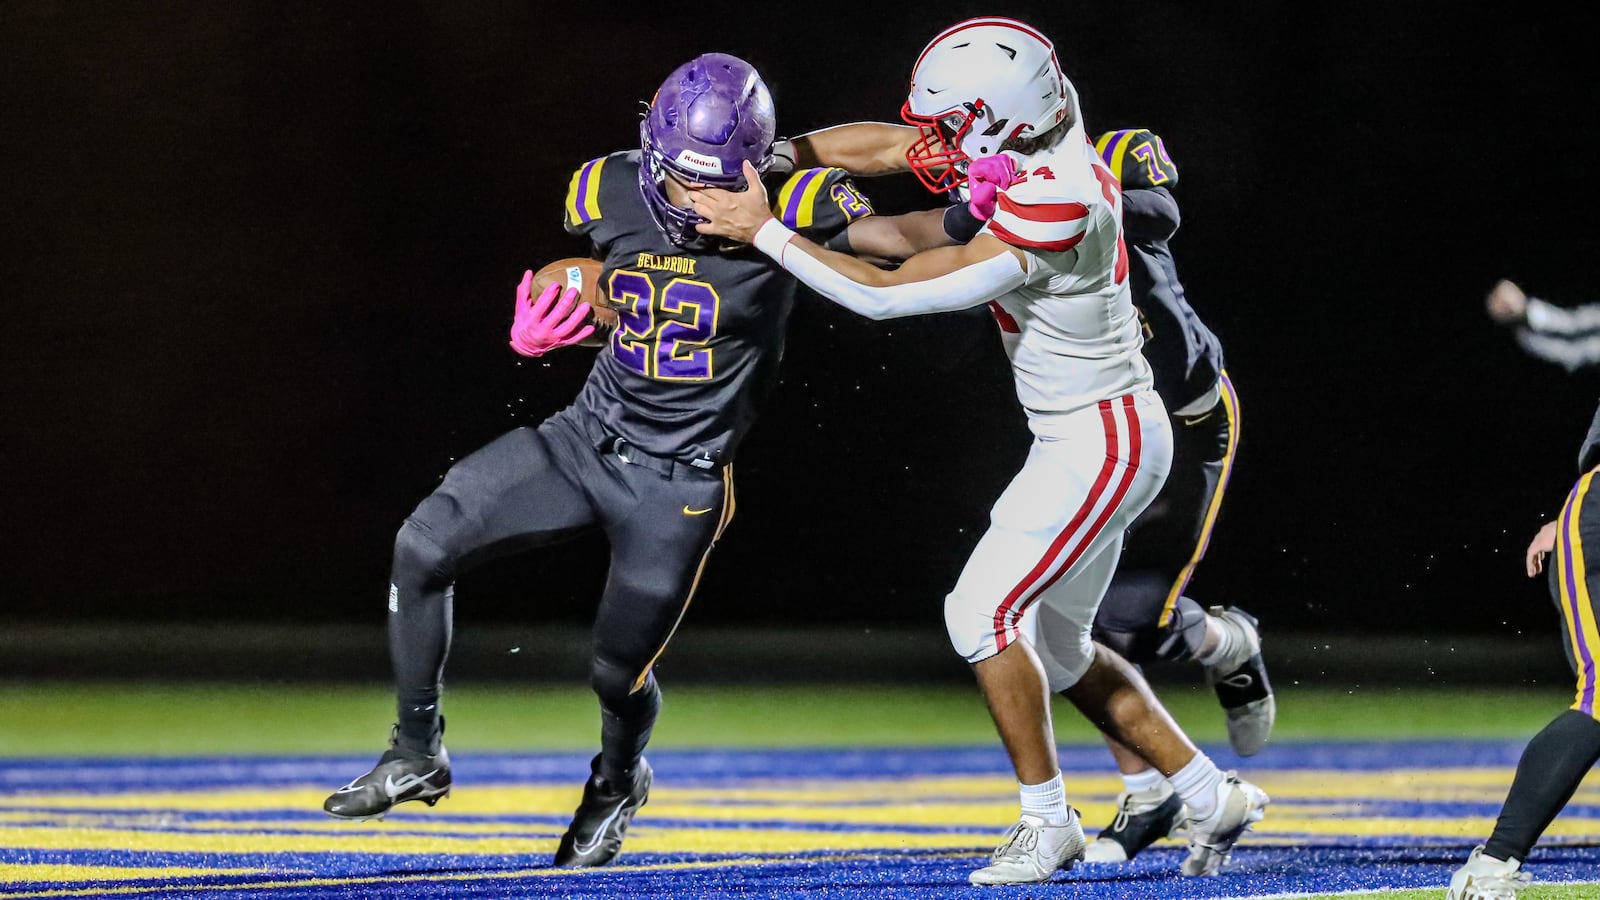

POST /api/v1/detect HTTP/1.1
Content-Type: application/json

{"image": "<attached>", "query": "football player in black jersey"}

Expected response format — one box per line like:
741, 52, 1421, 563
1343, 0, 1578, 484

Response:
1074, 129, 1274, 863
1448, 401, 1600, 900
321, 52, 874, 867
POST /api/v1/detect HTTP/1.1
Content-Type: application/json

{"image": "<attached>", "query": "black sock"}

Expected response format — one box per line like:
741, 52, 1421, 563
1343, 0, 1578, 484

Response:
396, 689, 443, 754
598, 673, 661, 785
1484, 709, 1600, 863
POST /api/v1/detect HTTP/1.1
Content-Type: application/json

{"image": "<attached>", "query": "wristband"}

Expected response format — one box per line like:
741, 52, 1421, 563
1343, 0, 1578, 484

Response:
753, 218, 796, 261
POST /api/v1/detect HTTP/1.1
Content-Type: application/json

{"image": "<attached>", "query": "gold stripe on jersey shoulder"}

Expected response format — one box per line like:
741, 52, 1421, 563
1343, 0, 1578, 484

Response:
564, 157, 607, 226
773, 167, 840, 229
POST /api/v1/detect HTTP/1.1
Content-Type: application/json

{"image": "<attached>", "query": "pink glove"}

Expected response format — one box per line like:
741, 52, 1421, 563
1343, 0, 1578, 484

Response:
967, 154, 1019, 221
509, 269, 596, 357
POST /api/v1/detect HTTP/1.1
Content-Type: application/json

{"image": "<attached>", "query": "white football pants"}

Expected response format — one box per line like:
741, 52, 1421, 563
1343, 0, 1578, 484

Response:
944, 389, 1173, 689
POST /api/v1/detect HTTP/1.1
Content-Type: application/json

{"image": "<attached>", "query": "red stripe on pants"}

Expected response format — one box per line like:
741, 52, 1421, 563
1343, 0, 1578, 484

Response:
991, 399, 1120, 652
1009, 395, 1144, 626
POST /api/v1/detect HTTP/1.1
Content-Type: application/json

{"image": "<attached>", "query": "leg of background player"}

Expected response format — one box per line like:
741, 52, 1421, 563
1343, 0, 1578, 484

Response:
554, 452, 733, 867
1451, 471, 1600, 898
324, 413, 601, 820
1082, 377, 1260, 862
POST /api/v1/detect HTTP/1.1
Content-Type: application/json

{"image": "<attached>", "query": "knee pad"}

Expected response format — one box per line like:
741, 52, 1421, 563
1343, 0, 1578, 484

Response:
944, 590, 998, 662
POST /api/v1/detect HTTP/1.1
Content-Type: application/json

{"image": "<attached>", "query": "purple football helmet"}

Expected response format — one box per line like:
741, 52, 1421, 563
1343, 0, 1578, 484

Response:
638, 52, 777, 246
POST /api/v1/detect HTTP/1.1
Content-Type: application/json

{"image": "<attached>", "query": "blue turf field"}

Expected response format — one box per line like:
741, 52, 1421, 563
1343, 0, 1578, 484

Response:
2, 741, 1598, 898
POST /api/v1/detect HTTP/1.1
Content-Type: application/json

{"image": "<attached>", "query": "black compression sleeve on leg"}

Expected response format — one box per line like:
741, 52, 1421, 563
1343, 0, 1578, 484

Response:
1484, 709, 1600, 863
389, 518, 456, 753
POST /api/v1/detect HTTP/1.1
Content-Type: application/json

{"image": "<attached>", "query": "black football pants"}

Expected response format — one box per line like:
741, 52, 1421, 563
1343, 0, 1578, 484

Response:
386, 405, 733, 782
1484, 468, 1600, 863
1093, 373, 1240, 663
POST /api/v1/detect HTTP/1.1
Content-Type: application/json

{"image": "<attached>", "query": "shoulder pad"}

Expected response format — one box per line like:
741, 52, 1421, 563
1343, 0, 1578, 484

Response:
985, 187, 1092, 253
564, 155, 612, 229
1094, 128, 1179, 189
770, 167, 872, 230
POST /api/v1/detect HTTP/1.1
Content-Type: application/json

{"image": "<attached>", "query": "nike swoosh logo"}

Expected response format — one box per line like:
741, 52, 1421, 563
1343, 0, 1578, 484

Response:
1221, 674, 1255, 689
383, 769, 441, 798
683, 505, 714, 516
573, 799, 630, 855
926, 88, 945, 95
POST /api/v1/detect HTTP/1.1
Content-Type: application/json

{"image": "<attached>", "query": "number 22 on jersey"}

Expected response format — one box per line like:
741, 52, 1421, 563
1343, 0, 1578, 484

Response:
606, 270, 720, 381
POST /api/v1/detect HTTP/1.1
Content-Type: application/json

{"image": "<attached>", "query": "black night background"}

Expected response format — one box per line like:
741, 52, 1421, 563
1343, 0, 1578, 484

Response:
5, 1, 1598, 651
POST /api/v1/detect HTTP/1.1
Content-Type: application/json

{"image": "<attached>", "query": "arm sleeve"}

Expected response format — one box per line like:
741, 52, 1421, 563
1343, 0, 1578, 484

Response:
1514, 328, 1600, 372
1120, 186, 1180, 243
753, 220, 1029, 321
1526, 297, 1600, 336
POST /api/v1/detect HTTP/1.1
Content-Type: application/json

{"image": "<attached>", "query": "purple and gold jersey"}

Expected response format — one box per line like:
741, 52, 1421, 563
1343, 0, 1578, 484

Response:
1121, 185, 1225, 414
562, 151, 873, 465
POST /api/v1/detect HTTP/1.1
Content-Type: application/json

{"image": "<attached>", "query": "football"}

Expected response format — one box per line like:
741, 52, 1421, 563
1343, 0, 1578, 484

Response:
532, 257, 615, 345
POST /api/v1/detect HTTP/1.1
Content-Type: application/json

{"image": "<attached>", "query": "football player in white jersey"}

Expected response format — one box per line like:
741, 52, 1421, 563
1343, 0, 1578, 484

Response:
693, 16, 1268, 886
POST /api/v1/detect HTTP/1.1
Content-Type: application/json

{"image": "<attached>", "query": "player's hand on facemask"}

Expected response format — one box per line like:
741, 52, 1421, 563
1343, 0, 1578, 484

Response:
689, 160, 772, 244
966, 154, 1019, 221
1526, 519, 1559, 577
508, 270, 596, 357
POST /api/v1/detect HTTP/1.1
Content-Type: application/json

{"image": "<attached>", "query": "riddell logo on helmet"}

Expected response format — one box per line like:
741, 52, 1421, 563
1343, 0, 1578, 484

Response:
674, 149, 724, 175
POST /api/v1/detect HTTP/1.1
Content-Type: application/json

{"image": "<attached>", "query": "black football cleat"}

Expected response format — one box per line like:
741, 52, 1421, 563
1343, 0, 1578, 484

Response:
1083, 789, 1187, 863
554, 755, 653, 867
324, 724, 451, 821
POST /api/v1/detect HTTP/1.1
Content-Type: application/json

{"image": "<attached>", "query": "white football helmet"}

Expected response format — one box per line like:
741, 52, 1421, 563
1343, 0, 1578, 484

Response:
902, 17, 1078, 192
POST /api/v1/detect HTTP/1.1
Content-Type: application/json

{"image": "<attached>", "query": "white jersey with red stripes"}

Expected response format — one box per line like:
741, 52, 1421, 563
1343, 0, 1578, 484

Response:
981, 136, 1152, 427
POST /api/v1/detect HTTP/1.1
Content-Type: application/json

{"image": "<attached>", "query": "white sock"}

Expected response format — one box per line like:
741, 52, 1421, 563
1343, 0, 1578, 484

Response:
1197, 616, 1241, 669
1167, 753, 1225, 820
1019, 773, 1071, 826
1120, 768, 1167, 796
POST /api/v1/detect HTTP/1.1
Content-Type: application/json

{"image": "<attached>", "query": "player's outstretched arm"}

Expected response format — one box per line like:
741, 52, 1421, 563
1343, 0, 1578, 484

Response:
782, 122, 918, 176
840, 208, 961, 265
691, 161, 1027, 321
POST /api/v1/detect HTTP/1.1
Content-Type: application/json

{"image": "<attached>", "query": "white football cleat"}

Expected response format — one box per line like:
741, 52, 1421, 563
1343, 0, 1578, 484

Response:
1448, 846, 1531, 899
1181, 774, 1269, 876
968, 809, 1087, 886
